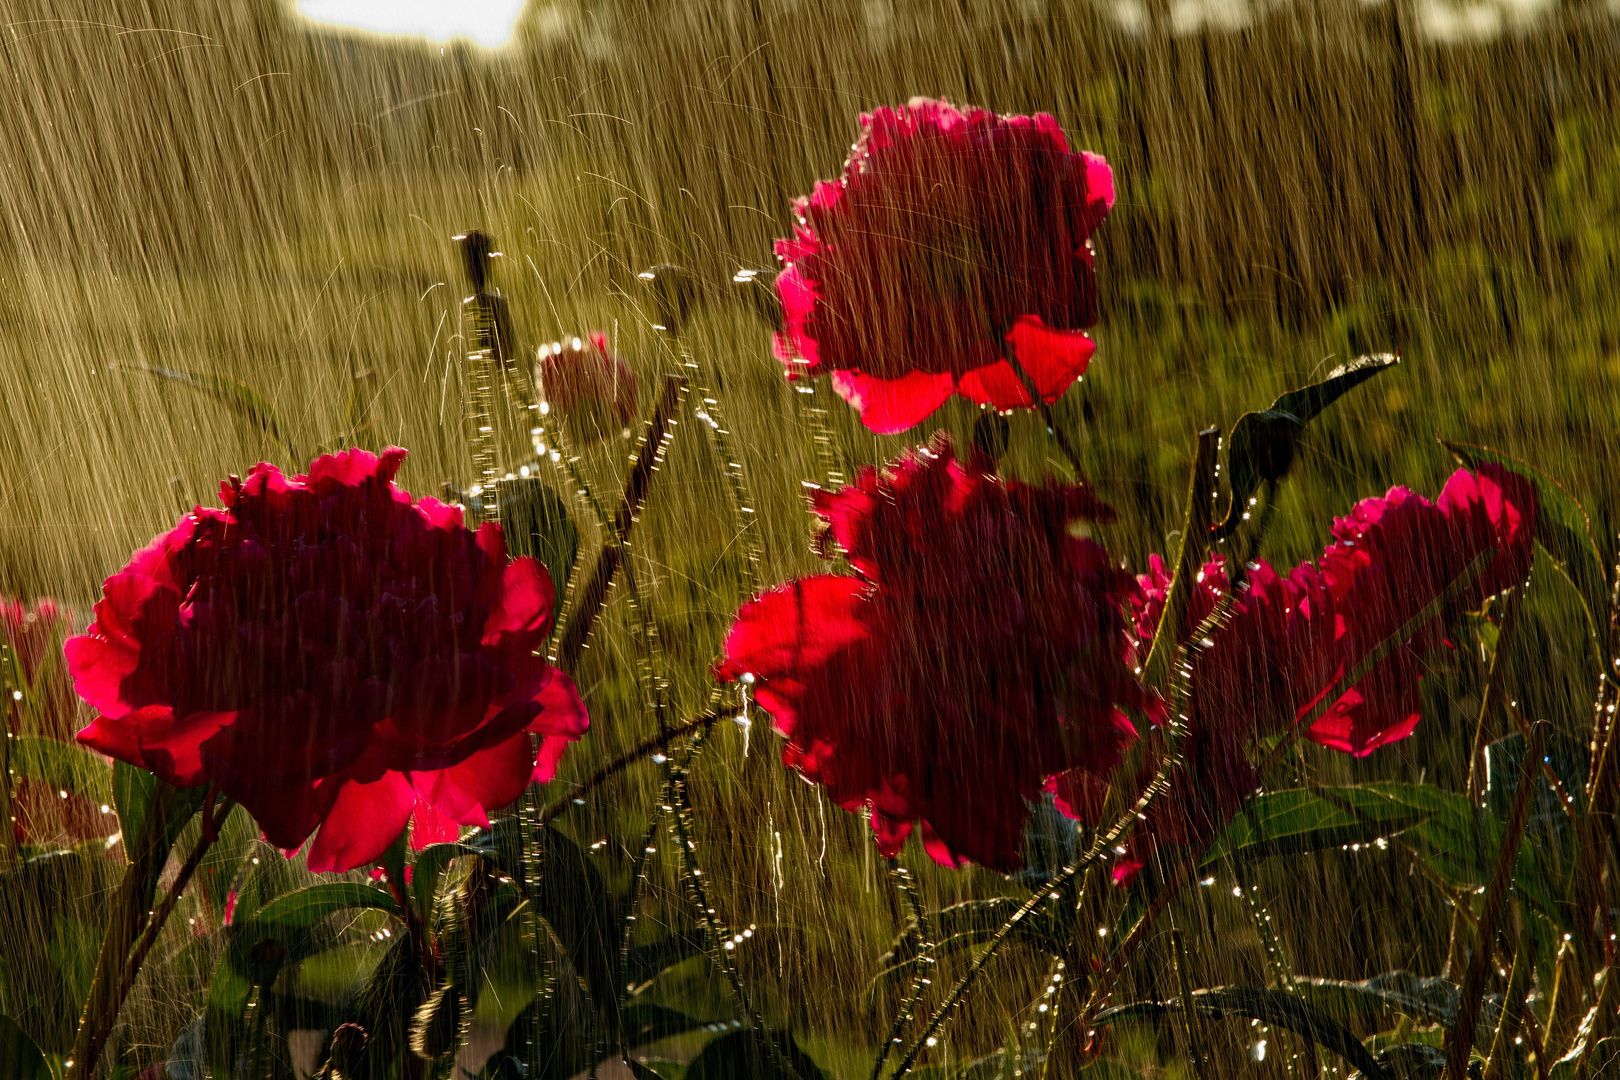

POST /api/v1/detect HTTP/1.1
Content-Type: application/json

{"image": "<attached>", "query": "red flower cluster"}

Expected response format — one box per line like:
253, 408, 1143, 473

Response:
535, 332, 637, 444
716, 437, 1148, 871
1083, 464, 1536, 883
773, 98, 1115, 434
67, 448, 588, 872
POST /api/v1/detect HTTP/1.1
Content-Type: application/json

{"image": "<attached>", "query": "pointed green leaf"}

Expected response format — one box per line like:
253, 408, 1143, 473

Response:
684, 1029, 827, 1080
255, 881, 401, 927
1443, 439, 1609, 665
9, 736, 112, 802
1094, 986, 1388, 1079
621, 1002, 717, 1047
1218, 353, 1398, 537
1200, 786, 1433, 867
530, 825, 621, 1012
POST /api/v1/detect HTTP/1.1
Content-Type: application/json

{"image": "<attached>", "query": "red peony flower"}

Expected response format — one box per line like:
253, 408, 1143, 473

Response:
1073, 464, 1536, 884
67, 448, 588, 873
535, 332, 638, 444
1308, 464, 1536, 755
773, 98, 1115, 434
3, 597, 81, 741
716, 435, 1147, 871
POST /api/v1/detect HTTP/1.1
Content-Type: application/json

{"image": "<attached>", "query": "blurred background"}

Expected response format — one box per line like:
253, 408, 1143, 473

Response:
2, 0, 1619, 1071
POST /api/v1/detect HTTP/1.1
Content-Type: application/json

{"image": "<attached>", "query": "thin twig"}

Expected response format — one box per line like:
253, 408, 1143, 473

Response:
537, 705, 738, 829
1172, 929, 1208, 1079
554, 373, 688, 672
1448, 721, 1546, 1080
998, 338, 1093, 485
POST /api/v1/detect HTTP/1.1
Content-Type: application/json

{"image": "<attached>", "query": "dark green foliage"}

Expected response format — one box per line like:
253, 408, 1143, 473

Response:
1095, 986, 1388, 1079
683, 1028, 828, 1080
0, 1016, 49, 1080
1201, 786, 1434, 866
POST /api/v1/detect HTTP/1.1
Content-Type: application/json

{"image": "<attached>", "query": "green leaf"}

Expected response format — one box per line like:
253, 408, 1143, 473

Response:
620, 1002, 716, 1046
205, 882, 401, 1075
683, 1029, 828, 1080
1218, 353, 1398, 537
497, 477, 581, 600
1293, 971, 1468, 1030
1200, 786, 1434, 867
111, 761, 156, 847
1354, 782, 1566, 930
203, 946, 256, 1078
1094, 985, 1388, 1079
9, 736, 112, 801
412, 839, 482, 915
0, 1015, 50, 1080
1443, 439, 1609, 665
531, 825, 622, 1014
115, 362, 301, 464
255, 881, 402, 927
624, 931, 709, 989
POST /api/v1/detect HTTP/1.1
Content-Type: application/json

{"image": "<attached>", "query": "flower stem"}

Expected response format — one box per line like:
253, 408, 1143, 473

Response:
1446, 720, 1546, 1080
537, 704, 739, 829
1171, 929, 1208, 1080
997, 340, 1091, 485
0, 644, 18, 872
870, 862, 935, 1080
1140, 428, 1222, 690
117, 794, 234, 996
554, 373, 688, 672
890, 746, 1184, 1077
66, 781, 181, 1079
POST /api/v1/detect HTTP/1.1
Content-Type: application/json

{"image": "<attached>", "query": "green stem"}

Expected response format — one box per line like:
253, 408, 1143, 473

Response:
66, 781, 180, 1080
554, 373, 688, 673
870, 863, 935, 1080
890, 741, 1186, 1077
1171, 929, 1207, 1080
1447, 721, 1546, 1080
537, 705, 737, 830
1141, 428, 1222, 690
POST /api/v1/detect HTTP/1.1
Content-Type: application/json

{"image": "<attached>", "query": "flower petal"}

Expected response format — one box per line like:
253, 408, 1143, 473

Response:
306, 772, 416, 873
828, 369, 956, 435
